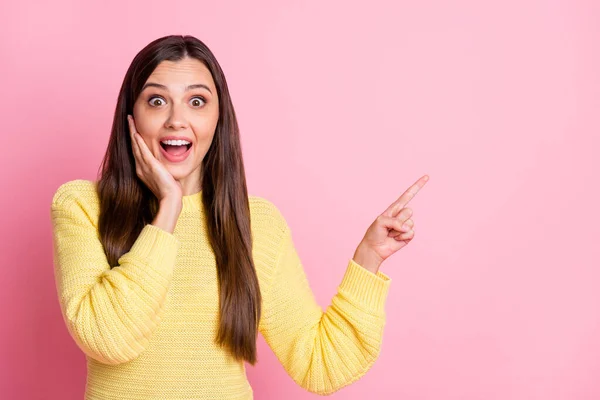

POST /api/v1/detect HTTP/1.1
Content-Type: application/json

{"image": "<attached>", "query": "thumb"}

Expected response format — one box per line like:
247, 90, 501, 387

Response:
378, 214, 410, 233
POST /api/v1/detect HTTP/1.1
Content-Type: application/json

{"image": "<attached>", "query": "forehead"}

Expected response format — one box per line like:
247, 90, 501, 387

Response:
146, 58, 215, 91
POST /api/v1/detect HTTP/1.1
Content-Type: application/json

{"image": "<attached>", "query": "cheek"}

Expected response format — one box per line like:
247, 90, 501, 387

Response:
136, 117, 160, 136
133, 105, 159, 131
195, 105, 219, 135
132, 116, 161, 144
192, 119, 218, 139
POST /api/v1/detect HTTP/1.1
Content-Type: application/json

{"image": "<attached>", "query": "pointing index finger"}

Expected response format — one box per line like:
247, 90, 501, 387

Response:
384, 174, 429, 217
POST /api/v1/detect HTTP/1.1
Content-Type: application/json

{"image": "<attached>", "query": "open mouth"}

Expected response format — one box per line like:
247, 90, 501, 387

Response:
160, 142, 192, 152
159, 141, 193, 162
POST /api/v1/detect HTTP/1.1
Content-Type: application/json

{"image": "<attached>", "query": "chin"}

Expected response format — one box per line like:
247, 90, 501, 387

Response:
159, 162, 184, 174
167, 170, 190, 181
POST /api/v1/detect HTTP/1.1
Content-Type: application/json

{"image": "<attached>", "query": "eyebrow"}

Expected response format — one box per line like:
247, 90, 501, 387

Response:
141, 82, 212, 94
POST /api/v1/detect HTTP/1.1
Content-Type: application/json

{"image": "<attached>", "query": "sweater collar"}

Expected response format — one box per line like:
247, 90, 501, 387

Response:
182, 190, 202, 212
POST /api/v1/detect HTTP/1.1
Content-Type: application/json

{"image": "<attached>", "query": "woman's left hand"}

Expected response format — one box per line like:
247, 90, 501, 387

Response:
352, 174, 429, 274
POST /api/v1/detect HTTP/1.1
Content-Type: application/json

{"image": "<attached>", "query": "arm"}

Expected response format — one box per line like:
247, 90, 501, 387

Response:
50, 183, 180, 365
258, 206, 391, 395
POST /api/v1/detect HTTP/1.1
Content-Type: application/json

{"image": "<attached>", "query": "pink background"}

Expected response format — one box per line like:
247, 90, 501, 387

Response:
1, 1, 599, 399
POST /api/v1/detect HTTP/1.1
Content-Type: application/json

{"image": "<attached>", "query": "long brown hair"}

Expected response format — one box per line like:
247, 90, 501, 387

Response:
96, 35, 261, 364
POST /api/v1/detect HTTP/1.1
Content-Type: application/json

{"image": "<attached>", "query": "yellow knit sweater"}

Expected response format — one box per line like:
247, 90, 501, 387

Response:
50, 179, 391, 399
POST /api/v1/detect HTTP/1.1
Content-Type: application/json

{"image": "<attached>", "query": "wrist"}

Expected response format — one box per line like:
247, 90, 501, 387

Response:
160, 196, 182, 211
352, 244, 383, 274
153, 198, 182, 234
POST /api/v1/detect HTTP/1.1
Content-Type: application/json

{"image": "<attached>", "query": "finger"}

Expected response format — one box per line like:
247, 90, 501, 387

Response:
390, 215, 415, 236
381, 209, 412, 236
394, 229, 415, 241
136, 134, 156, 165
392, 209, 413, 229
388, 219, 414, 237
128, 116, 153, 164
127, 114, 138, 138
383, 174, 429, 217
380, 214, 412, 234
384, 175, 428, 217
128, 115, 142, 161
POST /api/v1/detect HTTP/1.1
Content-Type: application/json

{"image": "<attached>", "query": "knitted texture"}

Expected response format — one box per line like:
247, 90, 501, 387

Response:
50, 179, 392, 399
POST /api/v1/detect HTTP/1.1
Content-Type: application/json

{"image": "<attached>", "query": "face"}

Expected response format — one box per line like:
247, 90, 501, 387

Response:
132, 56, 219, 194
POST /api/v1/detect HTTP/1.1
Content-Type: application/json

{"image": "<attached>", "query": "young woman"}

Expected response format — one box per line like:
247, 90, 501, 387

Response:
50, 34, 428, 399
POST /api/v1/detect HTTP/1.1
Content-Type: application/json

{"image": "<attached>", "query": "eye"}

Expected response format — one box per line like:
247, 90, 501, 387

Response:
148, 96, 165, 107
147, 96, 206, 108
190, 96, 206, 107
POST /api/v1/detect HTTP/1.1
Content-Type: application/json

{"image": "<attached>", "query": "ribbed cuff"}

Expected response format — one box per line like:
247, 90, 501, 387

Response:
127, 224, 181, 269
337, 258, 391, 312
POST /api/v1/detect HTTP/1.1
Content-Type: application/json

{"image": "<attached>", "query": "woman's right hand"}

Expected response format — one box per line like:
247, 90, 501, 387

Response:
128, 114, 183, 203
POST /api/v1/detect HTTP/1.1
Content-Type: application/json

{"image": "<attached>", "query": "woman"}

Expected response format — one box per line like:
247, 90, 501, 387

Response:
50, 34, 428, 399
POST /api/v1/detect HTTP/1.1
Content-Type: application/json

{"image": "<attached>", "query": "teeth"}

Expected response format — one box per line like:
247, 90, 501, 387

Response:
161, 139, 191, 146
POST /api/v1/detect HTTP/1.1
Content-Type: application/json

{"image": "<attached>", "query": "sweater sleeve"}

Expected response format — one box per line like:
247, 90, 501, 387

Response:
258, 206, 391, 395
50, 183, 181, 365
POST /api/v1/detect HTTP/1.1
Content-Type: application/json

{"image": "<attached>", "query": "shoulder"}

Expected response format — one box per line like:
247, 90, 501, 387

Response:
248, 195, 290, 240
52, 179, 98, 206
51, 179, 100, 225
247, 195, 293, 285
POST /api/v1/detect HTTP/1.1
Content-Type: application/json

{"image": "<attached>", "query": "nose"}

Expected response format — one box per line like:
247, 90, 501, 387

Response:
164, 102, 189, 130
